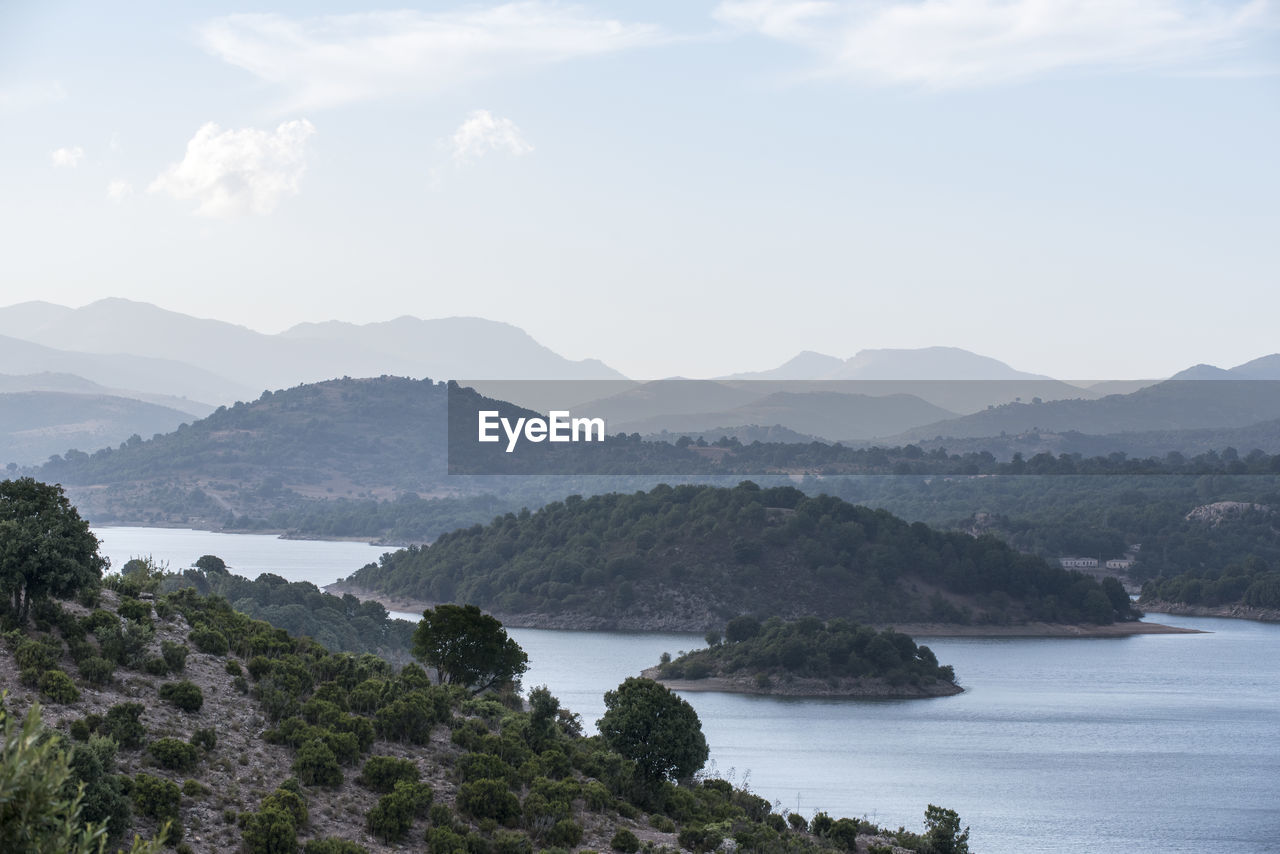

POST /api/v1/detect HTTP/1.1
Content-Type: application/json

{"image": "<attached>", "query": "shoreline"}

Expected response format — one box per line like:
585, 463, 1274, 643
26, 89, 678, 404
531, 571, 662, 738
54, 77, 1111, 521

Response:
327, 583, 1204, 636
639, 666, 964, 699
1140, 601, 1280, 623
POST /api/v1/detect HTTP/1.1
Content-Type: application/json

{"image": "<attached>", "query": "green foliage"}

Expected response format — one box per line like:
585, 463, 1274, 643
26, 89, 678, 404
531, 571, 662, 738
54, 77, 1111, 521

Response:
189, 624, 229, 655
412, 604, 529, 695
357, 755, 420, 793
661, 617, 958, 688
160, 641, 188, 672
425, 825, 468, 854
456, 778, 522, 824
158, 680, 203, 713
117, 599, 152, 623
0, 478, 106, 623
66, 734, 132, 842
374, 687, 451, 744
132, 772, 181, 822
1, 699, 163, 854
189, 728, 216, 752
292, 739, 342, 787
923, 804, 970, 854
598, 677, 708, 783
366, 780, 433, 843
492, 830, 533, 854
544, 819, 583, 847
103, 703, 147, 750
262, 788, 308, 827
303, 839, 368, 854
610, 829, 640, 853
38, 669, 80, 704
241, 806, 297, 854
149, 737, 199, 772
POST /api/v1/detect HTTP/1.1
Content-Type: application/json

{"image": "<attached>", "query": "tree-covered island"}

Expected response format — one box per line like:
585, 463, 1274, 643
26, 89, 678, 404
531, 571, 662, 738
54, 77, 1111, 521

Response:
645, 616, 961, 699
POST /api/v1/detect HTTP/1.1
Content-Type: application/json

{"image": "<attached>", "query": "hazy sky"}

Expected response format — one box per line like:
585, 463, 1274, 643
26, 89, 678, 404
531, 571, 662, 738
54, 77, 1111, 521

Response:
2, 1, 1277, 380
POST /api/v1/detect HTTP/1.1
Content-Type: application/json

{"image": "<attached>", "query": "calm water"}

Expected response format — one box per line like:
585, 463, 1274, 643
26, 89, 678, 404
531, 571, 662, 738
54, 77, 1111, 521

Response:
96, 527, 1280, 853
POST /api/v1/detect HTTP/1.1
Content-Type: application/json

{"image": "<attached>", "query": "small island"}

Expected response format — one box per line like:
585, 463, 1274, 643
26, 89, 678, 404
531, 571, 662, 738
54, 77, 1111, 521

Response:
644, 615, 963, 699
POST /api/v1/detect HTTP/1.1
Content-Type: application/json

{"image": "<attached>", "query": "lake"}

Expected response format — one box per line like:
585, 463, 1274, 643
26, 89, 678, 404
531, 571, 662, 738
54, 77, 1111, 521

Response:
96, 526, 1280, 853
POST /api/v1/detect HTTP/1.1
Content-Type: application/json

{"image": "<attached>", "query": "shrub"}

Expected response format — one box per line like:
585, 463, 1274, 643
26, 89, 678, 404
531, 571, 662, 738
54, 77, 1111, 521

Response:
103, 703, 147, 749
161, 641, 189, 672
828, 818, 860, 851
610, 829, 640, 853
241, 806, 297, 854
788, 813, 808, 832
159, 680, 203, 713
225, 659, 243, 676
133, 772, 181, 821
428, 803, 454, 827
190, 728, 217, 751
190, 624, 228, 656
425, 825, 467, 854
366, 781, 433, 843
583, 781, 612, 811
117, 598, 152, 622
493, 830, 533, 854
69, 718, 92, 741
677, 826, 722, 854
182, 779, 209, 797
144, 656, 169, 676
357, 756, 420, 793
304, 839, 369, 854
457, 752, 515, 786
650, 815, 676, 832
79, 656, 115, 685
263, 787, 309, 827
456, 779, 521, 824
293, 739, 342, 787
150, 737, 199, 772
545, 819, 582, 848
15, 638, 60, 671
38, 670, 80, 704
811, 812, 834, 836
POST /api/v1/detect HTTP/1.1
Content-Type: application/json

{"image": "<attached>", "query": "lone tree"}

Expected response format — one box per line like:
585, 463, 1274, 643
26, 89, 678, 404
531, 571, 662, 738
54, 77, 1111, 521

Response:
0, 478, 105, 622
411, 604, 528, 695
597, 677, 708, 784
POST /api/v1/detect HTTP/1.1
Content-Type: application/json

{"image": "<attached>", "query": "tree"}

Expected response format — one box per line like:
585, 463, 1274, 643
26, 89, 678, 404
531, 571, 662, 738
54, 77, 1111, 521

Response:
411, 604, 528, 695
0, 478, 106, 623
597, 677, 708, 784
922, 804, 970, 854
2, 698, 167, 854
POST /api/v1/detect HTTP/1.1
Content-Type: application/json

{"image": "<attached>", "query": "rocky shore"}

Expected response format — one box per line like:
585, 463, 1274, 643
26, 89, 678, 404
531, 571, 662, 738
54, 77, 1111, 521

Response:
640, 666, 964, 699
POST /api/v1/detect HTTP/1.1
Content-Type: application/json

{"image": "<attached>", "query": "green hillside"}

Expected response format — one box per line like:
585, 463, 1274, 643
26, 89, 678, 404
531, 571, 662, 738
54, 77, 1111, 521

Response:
344, 482, 1139, 629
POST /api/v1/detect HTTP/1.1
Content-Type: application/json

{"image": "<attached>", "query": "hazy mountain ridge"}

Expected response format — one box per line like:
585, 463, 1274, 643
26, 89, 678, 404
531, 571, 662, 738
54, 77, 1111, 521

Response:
0, 391, 195, 467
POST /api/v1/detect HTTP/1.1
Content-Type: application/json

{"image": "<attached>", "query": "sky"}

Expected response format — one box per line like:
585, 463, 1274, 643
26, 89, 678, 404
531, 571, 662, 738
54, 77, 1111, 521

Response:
1, 0, 1277, 380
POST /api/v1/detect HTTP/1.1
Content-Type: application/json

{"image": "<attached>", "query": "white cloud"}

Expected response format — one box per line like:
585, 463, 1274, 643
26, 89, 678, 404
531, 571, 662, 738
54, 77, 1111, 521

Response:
714, 0, 1271, 87
149, 120, 315, 217
107, 180, 134, 202
200, 4, 664, 109
451, 110, 534, 164
51, 146, 85, 168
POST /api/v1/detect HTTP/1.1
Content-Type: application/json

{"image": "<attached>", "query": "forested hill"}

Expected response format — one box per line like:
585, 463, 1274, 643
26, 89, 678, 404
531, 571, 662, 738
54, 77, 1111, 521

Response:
343, 482, 1138, 630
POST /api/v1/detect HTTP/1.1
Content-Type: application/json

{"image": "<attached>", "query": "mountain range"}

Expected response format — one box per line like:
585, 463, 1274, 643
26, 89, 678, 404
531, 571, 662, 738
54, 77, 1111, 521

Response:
2, 297, 1279, 466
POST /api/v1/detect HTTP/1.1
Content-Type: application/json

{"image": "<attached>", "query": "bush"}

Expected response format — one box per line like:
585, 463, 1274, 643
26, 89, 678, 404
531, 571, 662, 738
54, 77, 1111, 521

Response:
293, 739, 342, 787
133, 772, 181, 821
117, 599, 152, 622
103, 703, 146, 749
150, 737, 199, 772
357, 756, 420, 793
161, 641, 189, 672
263, 787, 309, 826
304, 839, 369, 854
69, 718, 92, 741
79, 656, 115, 685
788, 813, 808, 832
650, 814, 676, 832
456, 779, 521, 824
811, 812, 833, 836
610, 829, 640, 853
545, 819, 582, 848
367, 780, 433, 843
182, 779, 210, 797
159, 680, 203, 713
828, 818, 860, 851
241, 806, 297, 854
190, 728, 217, 751
493, 830, 533, 854
190, 624, 229, 656
428, 803, 454, 828
38, 670, 80, 704
144, 656, 169, 676
225, 659, 243, 676
15, 638, 60, 671
583, 781, 612, 811
425, 825, 467, 854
